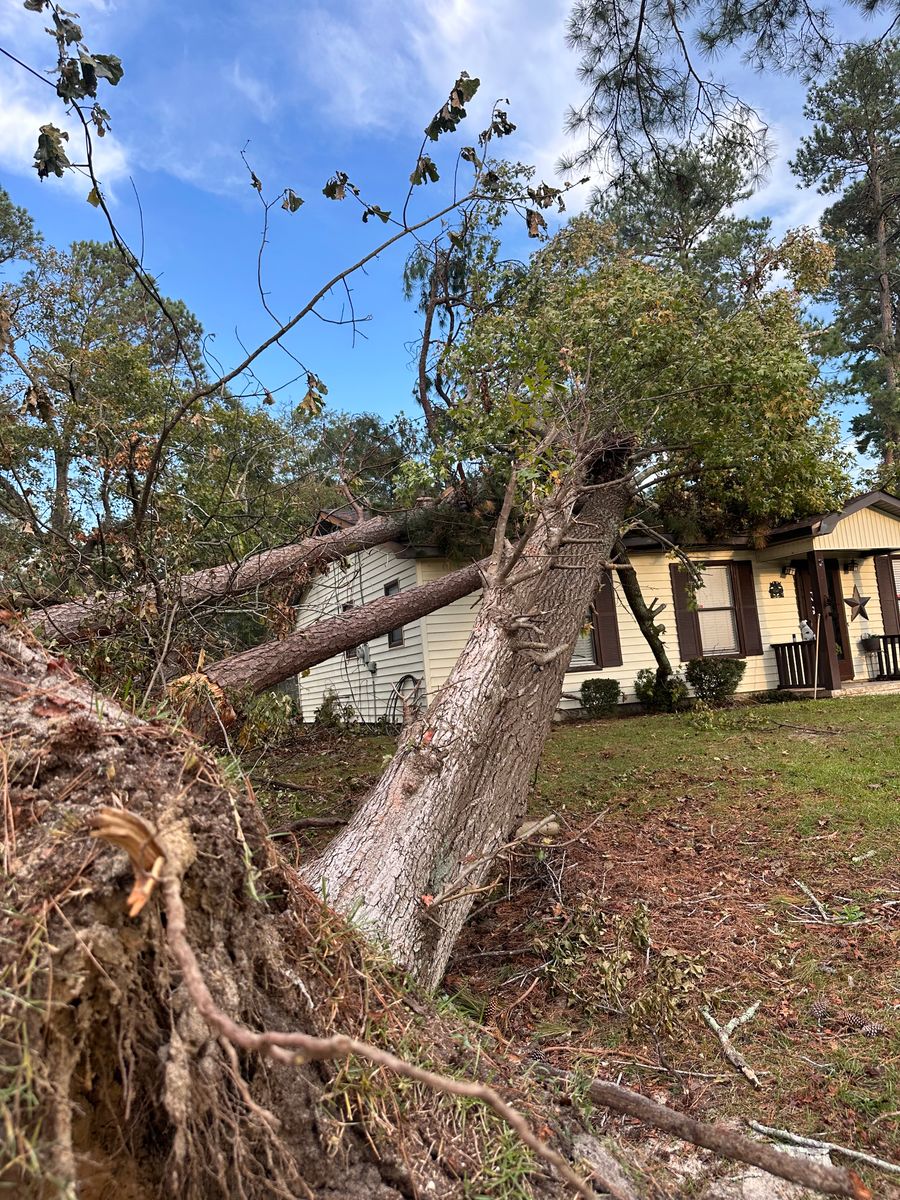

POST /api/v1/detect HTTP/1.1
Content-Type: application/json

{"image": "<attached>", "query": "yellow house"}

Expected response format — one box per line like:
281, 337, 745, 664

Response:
297, 492, 900, 721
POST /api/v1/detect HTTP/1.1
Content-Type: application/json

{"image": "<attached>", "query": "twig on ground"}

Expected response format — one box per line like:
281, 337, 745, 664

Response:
794, 878, 829, 921
589, 1080, 870, 1198
700, 1004, 763, 1088
748, 1123, 900, 1180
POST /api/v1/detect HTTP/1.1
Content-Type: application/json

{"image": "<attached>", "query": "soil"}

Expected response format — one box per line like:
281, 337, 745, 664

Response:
448, 789, 900, 1188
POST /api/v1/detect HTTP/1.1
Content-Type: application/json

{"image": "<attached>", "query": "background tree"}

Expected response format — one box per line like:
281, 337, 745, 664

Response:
791, 40, 900, 478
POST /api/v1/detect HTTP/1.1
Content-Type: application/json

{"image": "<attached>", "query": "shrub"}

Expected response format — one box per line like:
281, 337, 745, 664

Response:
580, 678, 622, 718
313, 689, 357, 729
634, 668, 688, 712
684, 656, 746, 706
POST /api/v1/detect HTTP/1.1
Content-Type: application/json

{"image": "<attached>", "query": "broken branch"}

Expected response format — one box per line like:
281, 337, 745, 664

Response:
588, 1080, 870, 1199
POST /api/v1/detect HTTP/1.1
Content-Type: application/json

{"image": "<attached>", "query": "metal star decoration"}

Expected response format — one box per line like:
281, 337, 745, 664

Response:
844, 584, 871, 621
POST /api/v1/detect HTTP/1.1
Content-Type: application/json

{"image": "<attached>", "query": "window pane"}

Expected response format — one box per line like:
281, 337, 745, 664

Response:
697, 567, 731, 607
698, 608, 739, 655
384, 581, 403, 647
569, 617, 597, 668
893, 559, 900, 600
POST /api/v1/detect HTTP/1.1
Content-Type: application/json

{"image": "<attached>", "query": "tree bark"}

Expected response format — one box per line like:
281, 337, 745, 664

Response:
26, 510, 409, 644
306, 472, 630, 990
200, 556, 484, 697
614, 542, 673, 681
868, 135, 899, 467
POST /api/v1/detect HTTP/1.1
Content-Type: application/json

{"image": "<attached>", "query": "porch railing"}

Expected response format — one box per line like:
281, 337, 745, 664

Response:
874, 634, 900, 680
771, 640, 817, 689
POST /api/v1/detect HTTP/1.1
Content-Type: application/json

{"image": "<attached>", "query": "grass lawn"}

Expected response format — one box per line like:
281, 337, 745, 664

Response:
255, 696, 900, 1189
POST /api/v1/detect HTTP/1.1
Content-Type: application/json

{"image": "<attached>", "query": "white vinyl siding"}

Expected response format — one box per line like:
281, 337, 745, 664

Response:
296, 546, 425, 723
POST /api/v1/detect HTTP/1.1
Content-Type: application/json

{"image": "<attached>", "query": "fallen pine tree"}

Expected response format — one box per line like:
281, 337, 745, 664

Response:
25, 508, 412, 646
0, 628, 872, 1200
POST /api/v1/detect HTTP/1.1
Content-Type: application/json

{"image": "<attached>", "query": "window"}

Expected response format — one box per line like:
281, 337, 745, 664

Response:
695, 566, 740, 656
341, 602, 356, 659
384, 580, 404, 648
567, 571, 623, 671
670, 561, 762, 660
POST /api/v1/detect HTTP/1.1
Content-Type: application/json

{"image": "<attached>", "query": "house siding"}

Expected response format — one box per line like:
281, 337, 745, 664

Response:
815, 507, 900, 552
295, 506, 900, 719
296, 547, 425, 722
416, 558, 481, 701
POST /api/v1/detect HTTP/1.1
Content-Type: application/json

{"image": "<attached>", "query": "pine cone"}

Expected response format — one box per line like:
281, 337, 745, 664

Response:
525, 1045, 550, 1064
845, 1011, 886, 1037
810, 997, 829, 1020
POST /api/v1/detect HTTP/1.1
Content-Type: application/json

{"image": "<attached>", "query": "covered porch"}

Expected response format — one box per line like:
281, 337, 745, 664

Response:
757, 493, 900, 695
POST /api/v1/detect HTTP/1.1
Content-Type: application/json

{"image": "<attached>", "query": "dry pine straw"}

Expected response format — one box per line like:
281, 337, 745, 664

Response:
448, 791, 900, 1170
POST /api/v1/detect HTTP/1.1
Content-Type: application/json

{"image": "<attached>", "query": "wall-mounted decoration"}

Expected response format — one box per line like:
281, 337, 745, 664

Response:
844, 584, 870, 621
768, 580, 785, 598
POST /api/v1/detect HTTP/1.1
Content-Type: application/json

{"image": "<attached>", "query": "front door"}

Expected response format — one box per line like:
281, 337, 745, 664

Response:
795, 559, 854, 681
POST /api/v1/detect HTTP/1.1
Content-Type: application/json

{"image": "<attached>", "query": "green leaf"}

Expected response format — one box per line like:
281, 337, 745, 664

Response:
86, 186, 102, 207
451, 72, 480, 106
87, 53, 124, 86
23, 1, 48, 11
281, 188, 304, 212
410, 155, 439, 186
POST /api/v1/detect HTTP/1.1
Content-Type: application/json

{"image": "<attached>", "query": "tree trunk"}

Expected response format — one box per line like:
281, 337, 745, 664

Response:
200, 557, 484, 697
869, 138, 899, 466
26, 510, 409, 643
307, 474, 630, 990
614, 541, 673, 681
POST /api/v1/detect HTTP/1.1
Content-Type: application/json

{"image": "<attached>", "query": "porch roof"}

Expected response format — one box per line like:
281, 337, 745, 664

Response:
756, 491, 900, 562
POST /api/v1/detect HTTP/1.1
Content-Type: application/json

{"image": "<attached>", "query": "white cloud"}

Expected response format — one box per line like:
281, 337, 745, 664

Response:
0, 73, 130, 195
299, 0, 591, 190
229, 61, 277, 122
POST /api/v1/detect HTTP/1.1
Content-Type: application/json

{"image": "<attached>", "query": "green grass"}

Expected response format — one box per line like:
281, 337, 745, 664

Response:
535, 696, 900, 848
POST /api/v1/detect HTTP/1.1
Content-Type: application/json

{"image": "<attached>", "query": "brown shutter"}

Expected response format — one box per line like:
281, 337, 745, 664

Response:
875, 555, 900, 635
669, 564, 701, 661
593, 570, 623, 668
731, 561, 763, 656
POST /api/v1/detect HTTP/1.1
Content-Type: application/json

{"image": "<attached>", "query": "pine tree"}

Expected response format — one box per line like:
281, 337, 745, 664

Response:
790, 40, 900, 475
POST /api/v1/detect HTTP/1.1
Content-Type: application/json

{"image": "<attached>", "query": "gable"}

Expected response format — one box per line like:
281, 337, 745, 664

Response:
813, 504, 900, 553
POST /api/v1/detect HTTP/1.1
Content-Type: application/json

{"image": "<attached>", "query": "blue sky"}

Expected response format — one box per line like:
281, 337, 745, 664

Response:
0, 0, 883, 433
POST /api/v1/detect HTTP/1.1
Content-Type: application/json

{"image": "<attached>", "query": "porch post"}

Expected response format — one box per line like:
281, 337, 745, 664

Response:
807, 551, 842, 691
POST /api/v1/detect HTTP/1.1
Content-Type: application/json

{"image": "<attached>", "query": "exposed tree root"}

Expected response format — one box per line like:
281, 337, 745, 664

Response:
0, 630, 594, 1199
